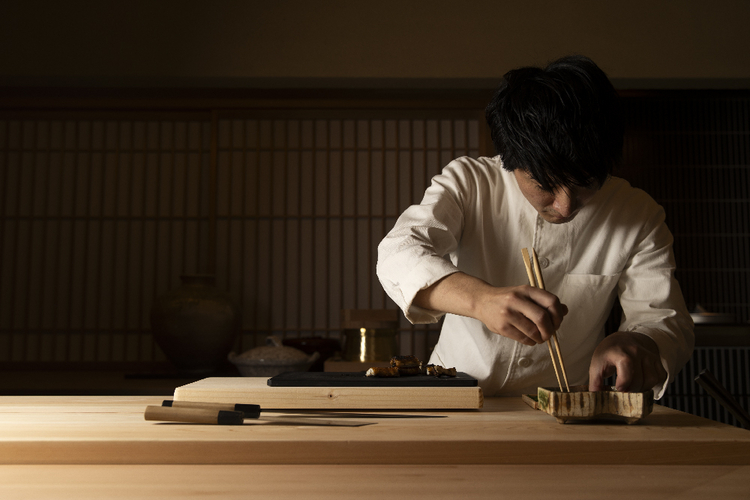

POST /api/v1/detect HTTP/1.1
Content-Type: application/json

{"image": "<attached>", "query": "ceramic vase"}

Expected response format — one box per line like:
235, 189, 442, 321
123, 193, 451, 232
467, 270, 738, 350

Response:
150, 275, 240, 375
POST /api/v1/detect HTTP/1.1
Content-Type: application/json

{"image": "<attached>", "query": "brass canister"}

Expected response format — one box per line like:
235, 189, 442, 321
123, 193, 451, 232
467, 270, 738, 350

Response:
341, 309, 400, 362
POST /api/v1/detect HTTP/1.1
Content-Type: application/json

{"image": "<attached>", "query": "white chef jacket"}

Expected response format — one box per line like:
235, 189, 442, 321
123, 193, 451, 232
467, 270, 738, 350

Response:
376, 156, 694, 398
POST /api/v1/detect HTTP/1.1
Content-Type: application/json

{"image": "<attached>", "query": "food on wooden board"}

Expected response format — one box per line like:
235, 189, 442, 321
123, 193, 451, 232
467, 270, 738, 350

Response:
365, 356, 457, 378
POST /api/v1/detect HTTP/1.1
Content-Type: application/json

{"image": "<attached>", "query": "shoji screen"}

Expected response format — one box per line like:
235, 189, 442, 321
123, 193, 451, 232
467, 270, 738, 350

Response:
213, 112, 484, 356
0, 115, 214, 364
0, 109, 484, 365
2, 90, 748, 370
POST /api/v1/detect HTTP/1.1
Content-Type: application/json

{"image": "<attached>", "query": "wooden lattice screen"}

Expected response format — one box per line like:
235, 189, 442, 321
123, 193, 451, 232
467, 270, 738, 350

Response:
0, 107, 484, 365
1, 90, 748, 367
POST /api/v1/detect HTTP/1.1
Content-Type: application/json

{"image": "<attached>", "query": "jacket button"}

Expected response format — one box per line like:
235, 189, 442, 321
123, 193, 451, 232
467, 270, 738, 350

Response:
517, 357, 532, 368
539, 257, 550, 268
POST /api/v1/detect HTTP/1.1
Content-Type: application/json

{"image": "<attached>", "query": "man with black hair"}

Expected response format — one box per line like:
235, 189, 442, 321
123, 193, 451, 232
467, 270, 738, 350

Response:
376, 55, 694, 398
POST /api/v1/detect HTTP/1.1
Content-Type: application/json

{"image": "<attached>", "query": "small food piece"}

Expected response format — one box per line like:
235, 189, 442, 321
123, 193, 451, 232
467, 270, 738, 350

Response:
426, 364, 457, 377
389, 355, 424, 376
367, 355, 455, 378
390, 355, 421, 368
366, 366, 400, 377
396, 366, 422, 376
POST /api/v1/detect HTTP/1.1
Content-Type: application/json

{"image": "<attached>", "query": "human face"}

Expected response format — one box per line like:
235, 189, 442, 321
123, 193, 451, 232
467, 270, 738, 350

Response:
513, 169, 598, 224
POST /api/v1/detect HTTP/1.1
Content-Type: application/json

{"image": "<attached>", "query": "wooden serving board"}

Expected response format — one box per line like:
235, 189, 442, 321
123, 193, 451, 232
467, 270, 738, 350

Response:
267, 371, 478, 387
524, 385, 653, 424
173, 377, 483, 409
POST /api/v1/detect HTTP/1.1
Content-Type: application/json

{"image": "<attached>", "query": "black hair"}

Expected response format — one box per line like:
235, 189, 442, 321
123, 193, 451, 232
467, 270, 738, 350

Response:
485, 55, 623, 191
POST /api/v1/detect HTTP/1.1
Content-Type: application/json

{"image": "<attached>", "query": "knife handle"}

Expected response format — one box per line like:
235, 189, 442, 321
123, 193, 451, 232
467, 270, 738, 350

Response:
162, 400, 261, 418
145, 405, 244, 425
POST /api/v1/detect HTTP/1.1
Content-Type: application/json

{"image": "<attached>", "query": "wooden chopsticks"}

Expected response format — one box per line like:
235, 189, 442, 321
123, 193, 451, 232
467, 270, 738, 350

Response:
522, 248, 570, 392
695, 369, 750, 429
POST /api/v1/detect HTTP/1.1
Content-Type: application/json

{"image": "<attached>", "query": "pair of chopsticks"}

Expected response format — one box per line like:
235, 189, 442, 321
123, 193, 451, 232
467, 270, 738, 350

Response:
521, 248, 570, 392
695, 369, 750, 429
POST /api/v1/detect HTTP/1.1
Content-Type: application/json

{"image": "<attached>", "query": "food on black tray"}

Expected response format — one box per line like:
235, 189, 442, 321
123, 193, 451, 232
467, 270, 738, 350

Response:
390, 355, 421, 368
426, 364, 457, 377
364, 355, 457, 378
365, 366, 400, 377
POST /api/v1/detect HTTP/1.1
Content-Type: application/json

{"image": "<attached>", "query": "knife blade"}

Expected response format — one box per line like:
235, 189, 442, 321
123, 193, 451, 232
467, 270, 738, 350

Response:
161, 400, 446, 419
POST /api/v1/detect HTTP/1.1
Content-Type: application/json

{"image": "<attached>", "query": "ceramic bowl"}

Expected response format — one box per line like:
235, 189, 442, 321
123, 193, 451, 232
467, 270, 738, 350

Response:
228, 336, 320, 377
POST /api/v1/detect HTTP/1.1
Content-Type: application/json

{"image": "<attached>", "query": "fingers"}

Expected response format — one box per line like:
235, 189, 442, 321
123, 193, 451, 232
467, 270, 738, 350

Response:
589, 354, 639, 393
524, 286, 567, 329
517, 286, 567, 341
588, 332, 666, 393
486, 308, 544, 346
588, 356, 615, 392
588, 371, 604, 393
477, 285, 567, 346
614, 358, 640, 393
497, 325, 538, 347
490, 287, 565, 344
511, 304, 550, 344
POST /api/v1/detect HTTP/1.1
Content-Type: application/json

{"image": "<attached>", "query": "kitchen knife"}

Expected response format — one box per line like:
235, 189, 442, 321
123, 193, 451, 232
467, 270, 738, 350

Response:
161, 400, 446, 419
146, 403, 370, 426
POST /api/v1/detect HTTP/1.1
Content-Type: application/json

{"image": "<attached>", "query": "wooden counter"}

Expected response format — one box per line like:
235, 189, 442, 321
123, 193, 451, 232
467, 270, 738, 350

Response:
2, 395, 749, 499
2, 464, 750, 499
2, 395, 749, 466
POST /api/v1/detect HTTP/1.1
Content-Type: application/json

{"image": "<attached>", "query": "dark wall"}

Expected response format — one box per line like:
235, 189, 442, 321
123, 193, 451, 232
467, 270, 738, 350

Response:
2, 1, 749, 87
618, 91, 750, 324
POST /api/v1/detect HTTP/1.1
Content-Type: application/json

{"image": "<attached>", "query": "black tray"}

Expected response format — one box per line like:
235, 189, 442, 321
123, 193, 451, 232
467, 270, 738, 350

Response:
267, 371, 478, 387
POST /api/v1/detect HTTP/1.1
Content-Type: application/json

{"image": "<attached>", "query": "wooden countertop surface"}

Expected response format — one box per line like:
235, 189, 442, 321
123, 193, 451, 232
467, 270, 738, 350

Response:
3, 464, 750, 500
2, 395, 749, 466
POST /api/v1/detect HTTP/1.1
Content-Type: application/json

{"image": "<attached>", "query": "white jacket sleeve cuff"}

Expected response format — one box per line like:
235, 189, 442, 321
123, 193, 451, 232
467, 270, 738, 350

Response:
384, 256, 459, 324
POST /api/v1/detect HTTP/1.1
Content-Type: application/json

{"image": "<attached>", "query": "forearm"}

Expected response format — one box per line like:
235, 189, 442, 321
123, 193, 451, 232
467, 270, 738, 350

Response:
412, 272, 493, 319
414, 272, 568, 346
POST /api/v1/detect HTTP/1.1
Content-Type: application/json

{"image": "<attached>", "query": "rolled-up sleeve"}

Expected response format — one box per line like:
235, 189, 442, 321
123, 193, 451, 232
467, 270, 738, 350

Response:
376, 166, 467, 324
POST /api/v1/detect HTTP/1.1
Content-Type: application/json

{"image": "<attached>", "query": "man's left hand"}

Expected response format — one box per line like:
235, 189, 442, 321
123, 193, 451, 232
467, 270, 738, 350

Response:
588, 331, 666, 393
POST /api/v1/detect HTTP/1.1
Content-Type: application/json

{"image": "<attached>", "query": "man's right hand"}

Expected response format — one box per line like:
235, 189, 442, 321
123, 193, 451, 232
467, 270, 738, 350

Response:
474, 284, 568, 346
413, 272, 568, 346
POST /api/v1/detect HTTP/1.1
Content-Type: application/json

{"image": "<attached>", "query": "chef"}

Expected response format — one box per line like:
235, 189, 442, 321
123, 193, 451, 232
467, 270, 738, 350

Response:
376, 55, 694, 398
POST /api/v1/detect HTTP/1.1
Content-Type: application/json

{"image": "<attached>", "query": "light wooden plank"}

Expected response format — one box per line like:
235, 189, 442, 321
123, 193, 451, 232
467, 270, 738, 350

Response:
173, 377, 484, 410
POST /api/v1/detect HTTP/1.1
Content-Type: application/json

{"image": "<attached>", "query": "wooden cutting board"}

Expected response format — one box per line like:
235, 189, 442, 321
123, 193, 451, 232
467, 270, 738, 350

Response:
173, 376, 483, 409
